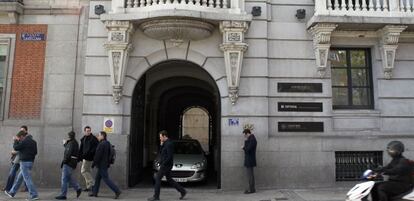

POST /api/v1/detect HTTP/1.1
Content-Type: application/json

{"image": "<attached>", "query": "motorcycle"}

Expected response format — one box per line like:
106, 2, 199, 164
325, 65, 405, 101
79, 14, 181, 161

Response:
346, 169, 414, 201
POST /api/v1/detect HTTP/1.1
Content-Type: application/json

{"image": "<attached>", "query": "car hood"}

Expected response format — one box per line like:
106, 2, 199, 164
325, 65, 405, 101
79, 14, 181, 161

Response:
173, 154, 205, 165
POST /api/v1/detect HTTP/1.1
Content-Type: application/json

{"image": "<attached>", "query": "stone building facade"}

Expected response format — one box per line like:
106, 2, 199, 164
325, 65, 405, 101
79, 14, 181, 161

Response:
0, 0, 413, 190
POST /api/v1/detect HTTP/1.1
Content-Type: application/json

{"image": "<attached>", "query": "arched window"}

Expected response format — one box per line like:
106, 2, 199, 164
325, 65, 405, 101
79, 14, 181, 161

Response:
181, 107, 211, 153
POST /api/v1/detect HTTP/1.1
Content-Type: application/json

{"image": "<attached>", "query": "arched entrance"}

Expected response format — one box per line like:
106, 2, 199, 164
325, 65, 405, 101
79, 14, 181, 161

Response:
129, 60, 221, 188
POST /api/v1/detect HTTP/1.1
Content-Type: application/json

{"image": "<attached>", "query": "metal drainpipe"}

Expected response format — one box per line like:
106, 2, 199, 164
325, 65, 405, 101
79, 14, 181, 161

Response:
72, 6, 83, 131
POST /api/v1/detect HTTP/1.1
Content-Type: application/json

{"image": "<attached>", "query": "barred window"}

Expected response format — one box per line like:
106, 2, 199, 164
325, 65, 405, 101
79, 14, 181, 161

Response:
331, 48, 374, 109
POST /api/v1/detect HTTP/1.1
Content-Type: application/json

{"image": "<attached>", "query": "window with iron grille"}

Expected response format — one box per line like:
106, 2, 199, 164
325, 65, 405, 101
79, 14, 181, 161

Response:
335, 151, 383, 181
330, 48, 374, 109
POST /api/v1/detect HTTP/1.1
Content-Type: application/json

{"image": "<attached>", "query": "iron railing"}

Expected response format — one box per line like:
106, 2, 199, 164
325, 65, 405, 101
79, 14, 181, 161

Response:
335, 151, 383, 181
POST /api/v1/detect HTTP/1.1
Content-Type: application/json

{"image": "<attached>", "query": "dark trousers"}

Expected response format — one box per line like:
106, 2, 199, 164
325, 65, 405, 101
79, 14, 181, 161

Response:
92, 166, 120, 195
245, 167, 255, 192
153, 166, 185, 199
5, 163, 27, 192
371, 181, 413, 201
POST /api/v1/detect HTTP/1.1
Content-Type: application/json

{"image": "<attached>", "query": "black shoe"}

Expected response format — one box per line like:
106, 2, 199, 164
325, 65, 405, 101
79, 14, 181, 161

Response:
179, 190, 187, 200
114, 191, 121, 199
5, 190, 15, 198
55, 195, 67, 200
88, 193, 97, 197
83, 188, 90, 192
147, 197, 160, 201
244, 190, 256, 194
76, 189, 82, 198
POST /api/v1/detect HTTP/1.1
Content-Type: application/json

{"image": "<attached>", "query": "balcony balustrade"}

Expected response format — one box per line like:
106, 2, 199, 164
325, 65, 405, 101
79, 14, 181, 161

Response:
314, 0, 414, 18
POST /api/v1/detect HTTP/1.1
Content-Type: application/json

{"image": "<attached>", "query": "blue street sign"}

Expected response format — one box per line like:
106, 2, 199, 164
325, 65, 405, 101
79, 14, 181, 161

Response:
21, 33, 46, 41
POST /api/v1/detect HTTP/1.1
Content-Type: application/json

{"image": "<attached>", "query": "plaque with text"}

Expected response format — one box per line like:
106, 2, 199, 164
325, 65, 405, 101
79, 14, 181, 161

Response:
21, 33, 46, 41
278, 102, 323, 112
278, 83, 323, 93
278, 122, 324, 132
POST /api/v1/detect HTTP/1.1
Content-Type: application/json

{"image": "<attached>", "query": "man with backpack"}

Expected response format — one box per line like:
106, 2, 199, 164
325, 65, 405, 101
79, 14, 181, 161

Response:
55, 131, 82, 200
89, 131, 121, 199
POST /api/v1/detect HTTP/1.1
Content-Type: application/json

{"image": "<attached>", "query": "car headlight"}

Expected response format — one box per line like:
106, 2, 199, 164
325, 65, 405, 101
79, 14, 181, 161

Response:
191, 162, 204, 169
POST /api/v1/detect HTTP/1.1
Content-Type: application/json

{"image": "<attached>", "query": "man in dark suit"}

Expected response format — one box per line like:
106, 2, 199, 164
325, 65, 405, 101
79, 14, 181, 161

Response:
148, 130, 187, 201
242, 128, 257, 194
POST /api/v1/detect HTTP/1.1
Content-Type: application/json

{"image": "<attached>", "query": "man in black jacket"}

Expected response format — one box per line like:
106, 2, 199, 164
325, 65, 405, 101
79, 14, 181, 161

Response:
5, 130, 39, 200
55, 131, 82, 200
89, 131, 121, 199
79, 126, 98, 191
370, 141, 413, 201
148, 130, 186, 201
242, 128, 257, 194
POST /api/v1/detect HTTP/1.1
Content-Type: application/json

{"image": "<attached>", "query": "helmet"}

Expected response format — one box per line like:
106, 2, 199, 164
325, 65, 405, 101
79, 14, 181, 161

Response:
387, 141, 404, 157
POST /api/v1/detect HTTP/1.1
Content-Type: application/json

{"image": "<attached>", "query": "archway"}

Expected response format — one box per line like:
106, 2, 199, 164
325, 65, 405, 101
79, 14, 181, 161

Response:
129, 60, 221, 189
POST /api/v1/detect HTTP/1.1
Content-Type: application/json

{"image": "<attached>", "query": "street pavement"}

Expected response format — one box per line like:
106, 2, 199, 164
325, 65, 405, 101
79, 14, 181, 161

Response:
0, 187, 349, 201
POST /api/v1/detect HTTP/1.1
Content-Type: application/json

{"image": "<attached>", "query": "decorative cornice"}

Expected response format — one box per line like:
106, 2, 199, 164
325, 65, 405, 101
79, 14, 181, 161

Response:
378, 25, 407, 79
308, 23, 337, 78
220, 20, 249, 105
104, 20, 135, 104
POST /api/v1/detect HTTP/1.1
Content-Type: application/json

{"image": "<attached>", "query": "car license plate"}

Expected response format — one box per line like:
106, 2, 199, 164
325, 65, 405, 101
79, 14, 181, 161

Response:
174, 178, 187, 182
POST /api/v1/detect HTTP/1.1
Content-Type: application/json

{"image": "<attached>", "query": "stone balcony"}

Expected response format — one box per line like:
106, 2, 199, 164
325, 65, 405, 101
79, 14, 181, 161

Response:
308, 0, 414, 30
102, 0, 251, 22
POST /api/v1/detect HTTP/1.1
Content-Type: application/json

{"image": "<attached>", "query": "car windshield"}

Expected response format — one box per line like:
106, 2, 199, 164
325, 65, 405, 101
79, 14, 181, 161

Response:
174, 141, 203, 155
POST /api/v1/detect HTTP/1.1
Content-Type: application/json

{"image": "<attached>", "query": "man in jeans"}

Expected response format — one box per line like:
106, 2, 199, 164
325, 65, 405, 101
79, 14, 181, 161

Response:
79, 126, 98, 191
3, 126, 28, 192
5, 130, 38, 200
55, 131, 82, 200
89, 131, 121, 199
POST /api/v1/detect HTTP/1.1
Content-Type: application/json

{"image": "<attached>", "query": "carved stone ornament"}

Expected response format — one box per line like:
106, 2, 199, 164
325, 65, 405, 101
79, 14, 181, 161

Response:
378, 25, 407, 79
219, 21, 249, 105
104, 20, 135, 103
138, 19, 215, 44
308, 23, 337, 78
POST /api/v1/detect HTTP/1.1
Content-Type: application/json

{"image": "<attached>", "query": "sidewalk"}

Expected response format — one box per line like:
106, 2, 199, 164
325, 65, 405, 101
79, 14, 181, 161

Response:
0, 187, 349, 201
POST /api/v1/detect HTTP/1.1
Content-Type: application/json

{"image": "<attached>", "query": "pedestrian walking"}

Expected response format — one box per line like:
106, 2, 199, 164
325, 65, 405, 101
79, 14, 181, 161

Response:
3, 126, 29, 192
148, 130, 187, 201
5, 130, 39, 200
242, 128, 257, 194
55, 131, 82, 200
79, 126, 98, 192
89, 131, 121, 199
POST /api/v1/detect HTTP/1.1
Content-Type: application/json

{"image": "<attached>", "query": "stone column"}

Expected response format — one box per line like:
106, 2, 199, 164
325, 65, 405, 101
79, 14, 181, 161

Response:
219, 21, 249, 105
309, 23, 337, 78
104, 20, 135, 104
378, 25, 407, 79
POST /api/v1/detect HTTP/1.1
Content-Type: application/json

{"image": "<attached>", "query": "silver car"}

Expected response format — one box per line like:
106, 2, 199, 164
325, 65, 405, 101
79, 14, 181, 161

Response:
153, 139, 207, 183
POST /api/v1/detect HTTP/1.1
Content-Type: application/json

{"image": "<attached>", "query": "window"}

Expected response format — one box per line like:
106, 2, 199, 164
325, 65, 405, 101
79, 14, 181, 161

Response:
0, 36, 14, 120
331, 48, 373, 109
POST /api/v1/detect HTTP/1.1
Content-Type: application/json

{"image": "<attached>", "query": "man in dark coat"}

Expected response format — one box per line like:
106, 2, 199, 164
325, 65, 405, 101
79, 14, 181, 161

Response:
370, 141, 413, 201
55, 131, 82, 200
242, 128, 257, 194
5, 130, 38, 200
79, 126, 99, 191
148, 130, 187, 201
89, 131, 121, 199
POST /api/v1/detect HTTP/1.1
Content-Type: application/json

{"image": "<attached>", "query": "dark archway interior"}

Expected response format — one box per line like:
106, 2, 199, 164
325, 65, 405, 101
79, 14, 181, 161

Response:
129, 60, 221, 189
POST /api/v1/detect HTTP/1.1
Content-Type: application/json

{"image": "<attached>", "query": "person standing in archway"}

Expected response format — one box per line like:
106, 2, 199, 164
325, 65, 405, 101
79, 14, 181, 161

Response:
242, 128, 257, 194
79, 126, 98, 192
148, 130, 187, 201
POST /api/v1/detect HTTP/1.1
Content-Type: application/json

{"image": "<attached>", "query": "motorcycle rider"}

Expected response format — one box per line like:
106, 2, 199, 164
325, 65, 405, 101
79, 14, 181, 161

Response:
370, 141, 413, 201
